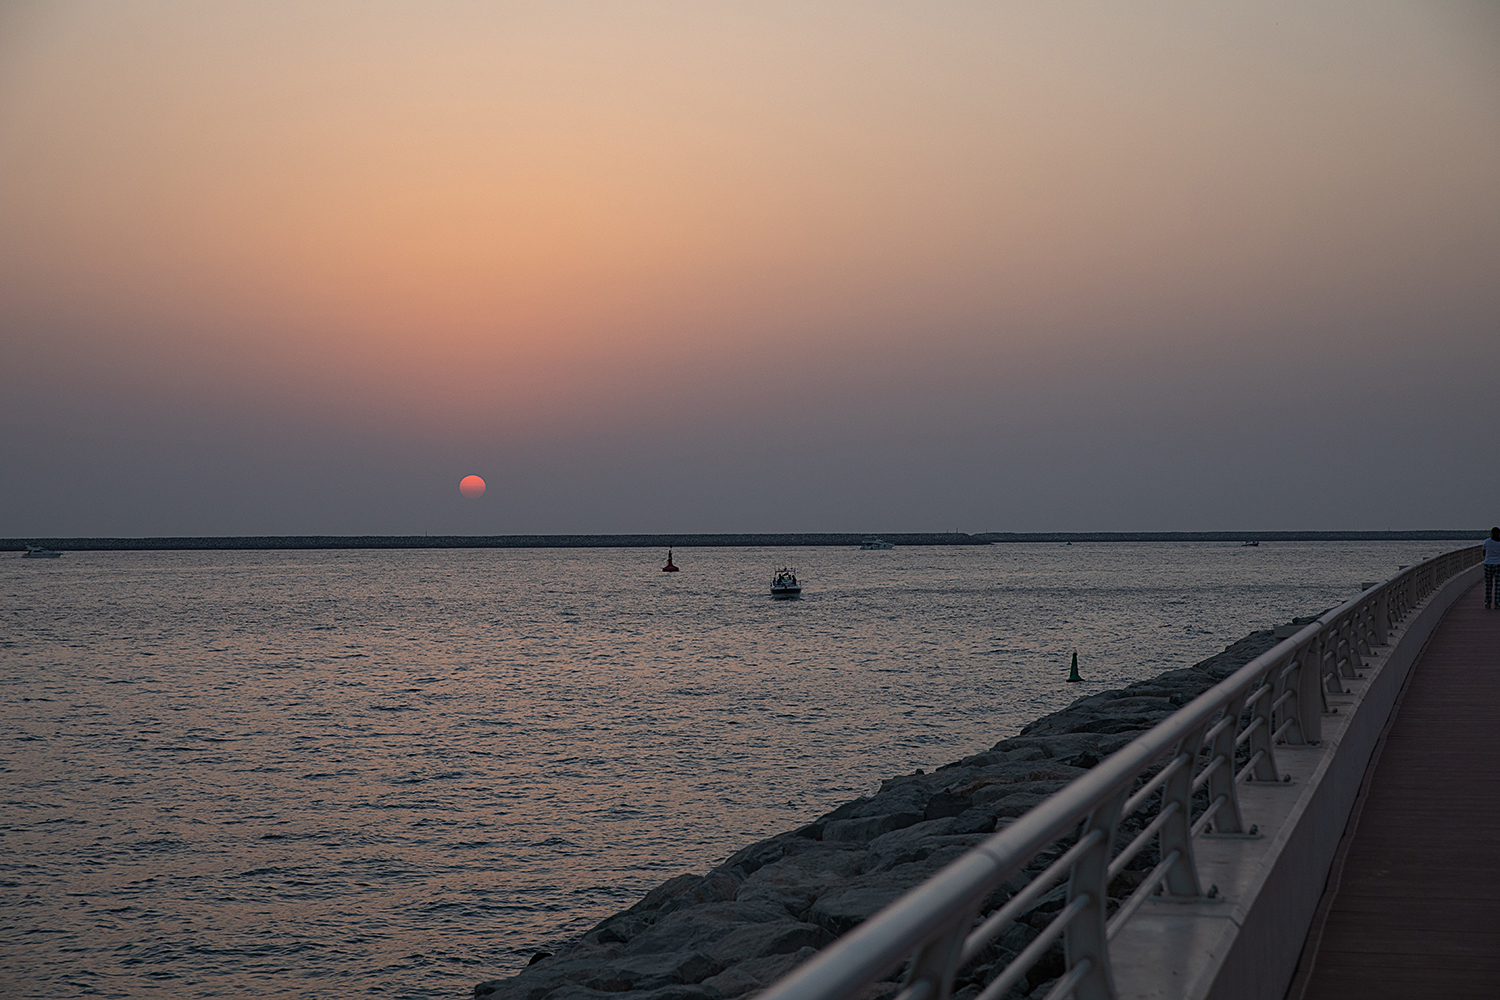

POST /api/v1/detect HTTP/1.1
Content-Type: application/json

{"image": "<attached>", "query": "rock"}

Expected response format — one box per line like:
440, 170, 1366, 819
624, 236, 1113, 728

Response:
982, 790, 1055, 821
863, 817, 963, 868
923, 790, 973, 820
711, 922, 834, 964
734, 869, 830, 919
808, 884, 909, 937
624, 872, 743, 919
700, 948, 821, 999
619, 901, 792, 957
822, 812, 925, 843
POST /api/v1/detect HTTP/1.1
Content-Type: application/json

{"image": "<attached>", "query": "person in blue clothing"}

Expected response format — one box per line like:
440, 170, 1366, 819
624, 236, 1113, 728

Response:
1485, 527, 1500, 609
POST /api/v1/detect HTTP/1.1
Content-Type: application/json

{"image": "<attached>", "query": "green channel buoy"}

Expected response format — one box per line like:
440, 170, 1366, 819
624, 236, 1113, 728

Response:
1067, 649, 1082, 683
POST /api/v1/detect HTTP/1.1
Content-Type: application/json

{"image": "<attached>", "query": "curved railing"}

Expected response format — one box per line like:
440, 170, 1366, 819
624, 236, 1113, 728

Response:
757, 545, 1483, 1000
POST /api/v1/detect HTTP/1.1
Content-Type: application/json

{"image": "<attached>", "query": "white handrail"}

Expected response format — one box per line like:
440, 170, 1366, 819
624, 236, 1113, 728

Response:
757, 545, 1483, 1000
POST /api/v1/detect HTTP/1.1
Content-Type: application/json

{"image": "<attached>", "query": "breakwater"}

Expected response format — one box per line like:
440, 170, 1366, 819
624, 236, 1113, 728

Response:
0, 533, 986, 551
977, 530, 1478, 543
472, 613, 1323, 1000
0, 530, 1479, 551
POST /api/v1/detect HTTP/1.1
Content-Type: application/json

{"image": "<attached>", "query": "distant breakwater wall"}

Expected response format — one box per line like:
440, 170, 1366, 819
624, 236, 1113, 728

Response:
0, 530, 1481, 552
471, 614, 1324, 1000
978, 530, 1481, 542
2, 533, 985, 551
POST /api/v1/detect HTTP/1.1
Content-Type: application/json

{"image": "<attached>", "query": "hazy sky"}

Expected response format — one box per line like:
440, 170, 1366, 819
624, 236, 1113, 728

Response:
2, 1, 1497, 536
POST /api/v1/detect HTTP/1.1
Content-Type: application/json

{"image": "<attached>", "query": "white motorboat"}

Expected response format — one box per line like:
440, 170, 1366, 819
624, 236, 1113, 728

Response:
770, 567, 801, 598
22, 545, 61, 558
859, 537, 894, 550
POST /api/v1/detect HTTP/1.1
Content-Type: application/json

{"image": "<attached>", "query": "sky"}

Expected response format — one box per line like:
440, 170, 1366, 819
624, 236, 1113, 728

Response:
2, 1, 1497, 536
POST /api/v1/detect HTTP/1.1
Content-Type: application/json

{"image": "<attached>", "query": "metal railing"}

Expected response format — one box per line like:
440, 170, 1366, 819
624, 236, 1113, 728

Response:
758, 545, 1483, 1000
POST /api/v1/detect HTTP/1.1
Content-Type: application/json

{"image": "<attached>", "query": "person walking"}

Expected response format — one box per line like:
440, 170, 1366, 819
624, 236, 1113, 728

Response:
1485, 527, 1500, 609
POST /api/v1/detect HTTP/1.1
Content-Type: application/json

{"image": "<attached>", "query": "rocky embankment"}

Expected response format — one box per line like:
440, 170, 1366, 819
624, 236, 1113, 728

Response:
474, 615, 1320, 1000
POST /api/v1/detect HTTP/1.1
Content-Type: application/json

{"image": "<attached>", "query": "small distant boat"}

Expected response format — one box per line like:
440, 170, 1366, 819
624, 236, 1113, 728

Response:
770, 567, 801, 598
1242, 541, 1260, 547
22, 545, 61, 559
662, 548, 680, 572
858, 537, 894, 550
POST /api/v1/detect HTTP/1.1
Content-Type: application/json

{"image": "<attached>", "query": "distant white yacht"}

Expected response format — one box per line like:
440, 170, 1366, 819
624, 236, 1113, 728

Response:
22, 545, 61, 558
770, 567, 801, 598
858, 537, 894, 550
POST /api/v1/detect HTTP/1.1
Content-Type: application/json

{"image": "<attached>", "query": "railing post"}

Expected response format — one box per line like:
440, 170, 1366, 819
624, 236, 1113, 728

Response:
1337, 615, 1362, 678
1350, 603, 1367, 658
1305, 636, 1327, 742
1064, 790, 1127, 1000
1245, 660, 1281, 781
902, 910, 974, 1000
1390, 571, 1410, 621
1318, 634, 1345, 696
1278, 640, 1322, 746
1366, 597, 1380, 650
1204, 695, 1247, 833
1159, 726, 1206, 898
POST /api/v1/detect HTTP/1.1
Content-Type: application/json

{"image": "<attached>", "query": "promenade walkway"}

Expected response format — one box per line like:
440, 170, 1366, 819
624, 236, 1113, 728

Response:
1291, 581, 1500, 998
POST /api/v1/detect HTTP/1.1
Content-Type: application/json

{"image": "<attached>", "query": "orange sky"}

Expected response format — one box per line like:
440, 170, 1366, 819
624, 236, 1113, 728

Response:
2, 1, 1497, 534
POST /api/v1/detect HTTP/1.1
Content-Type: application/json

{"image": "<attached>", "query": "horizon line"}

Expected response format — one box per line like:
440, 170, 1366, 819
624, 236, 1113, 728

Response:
2, 530, 1484, 551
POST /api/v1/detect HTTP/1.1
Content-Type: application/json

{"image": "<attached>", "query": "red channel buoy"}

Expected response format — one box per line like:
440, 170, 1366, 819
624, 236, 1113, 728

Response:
662, 548, 679, 572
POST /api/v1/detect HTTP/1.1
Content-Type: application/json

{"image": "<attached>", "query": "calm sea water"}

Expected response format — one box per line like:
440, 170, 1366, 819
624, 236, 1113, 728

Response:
0, 541, 1456, 997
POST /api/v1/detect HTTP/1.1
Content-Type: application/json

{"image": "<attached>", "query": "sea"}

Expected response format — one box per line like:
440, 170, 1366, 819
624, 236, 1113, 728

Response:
0, 541, 1457, 998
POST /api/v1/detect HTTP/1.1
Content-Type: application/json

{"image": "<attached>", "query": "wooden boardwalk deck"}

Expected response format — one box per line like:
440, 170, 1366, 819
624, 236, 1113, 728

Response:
1291, 580, 1500, 998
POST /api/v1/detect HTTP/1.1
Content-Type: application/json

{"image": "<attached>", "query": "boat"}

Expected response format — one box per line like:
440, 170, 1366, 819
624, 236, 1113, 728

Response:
858, 537, 894, 550
22, 545, 61, 558
662, 548, 679, 572
770, 567, 801, 598
1242, 541, 1260, 547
